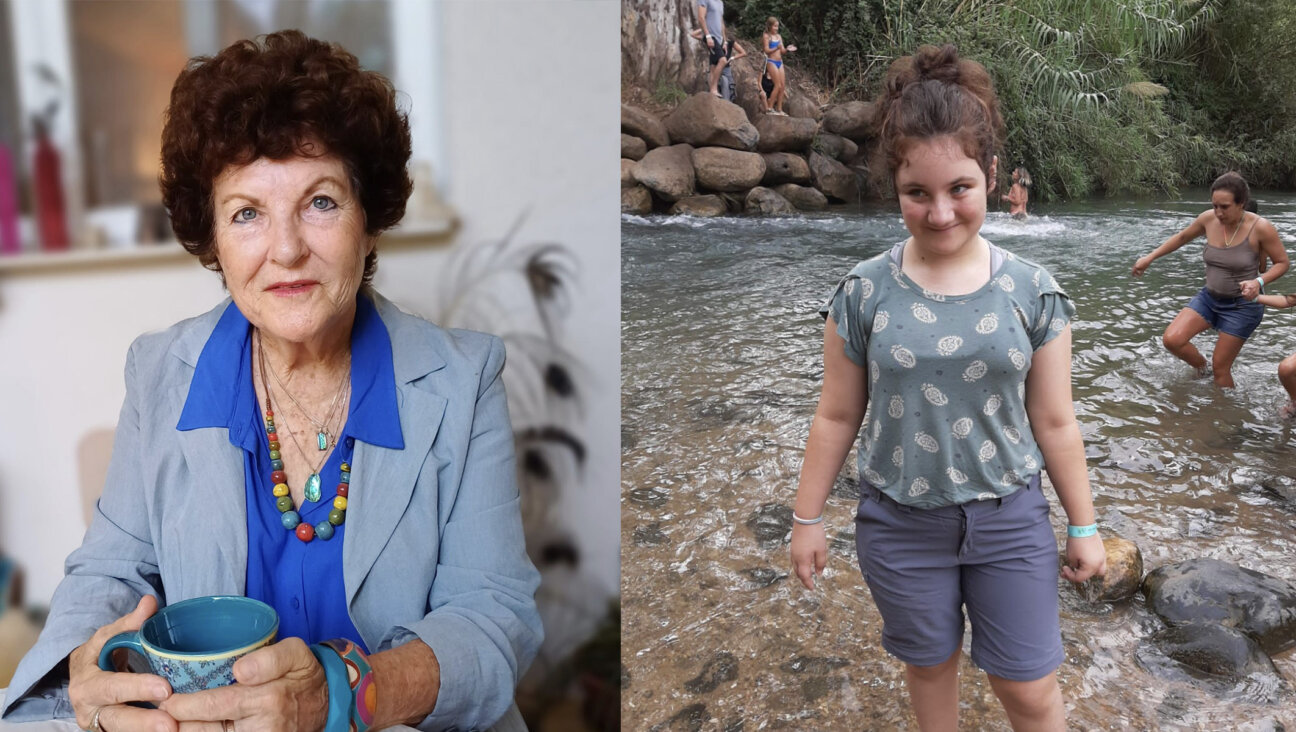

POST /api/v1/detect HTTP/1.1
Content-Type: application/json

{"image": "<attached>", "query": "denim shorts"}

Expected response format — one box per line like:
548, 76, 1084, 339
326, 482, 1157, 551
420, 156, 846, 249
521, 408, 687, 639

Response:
854, 474, 1064, 681
1187, 287, 1264, 339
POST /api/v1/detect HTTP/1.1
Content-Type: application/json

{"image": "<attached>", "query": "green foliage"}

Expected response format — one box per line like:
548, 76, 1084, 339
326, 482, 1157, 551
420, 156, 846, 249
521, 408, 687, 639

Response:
734, 0, 1296, 200
652, 77, 687, 106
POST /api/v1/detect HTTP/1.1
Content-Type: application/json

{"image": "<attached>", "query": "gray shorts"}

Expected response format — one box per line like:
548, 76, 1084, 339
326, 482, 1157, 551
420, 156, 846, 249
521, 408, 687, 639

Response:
854, 474, 1064, 681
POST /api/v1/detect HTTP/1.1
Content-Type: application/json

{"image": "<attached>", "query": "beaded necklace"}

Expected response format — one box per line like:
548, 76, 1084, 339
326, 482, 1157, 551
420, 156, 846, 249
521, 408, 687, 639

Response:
256, 330, 351, 543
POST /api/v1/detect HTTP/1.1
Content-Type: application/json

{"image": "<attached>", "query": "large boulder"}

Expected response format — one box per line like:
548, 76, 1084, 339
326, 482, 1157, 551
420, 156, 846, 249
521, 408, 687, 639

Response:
745, 187, 797, 216
1146, 623, 1278, 680
669, 195, 727, 217
1073, 536, 1144, 603
773, 184, 827, 211
694, 147, 766, 192
633, 144, 696, 201
809, 151, 859, 203
786, 95, 822, 122
761, 153, 811, 186
823, 101, 876, 142
621, 185, 653, 215
755, 114, 818, 153
814, 133, 858, 164
665, 93, 759, 151
1142, 558, 1296, 654
621, 159, 639, 189
622, 134, 648, 161
622, 103, 670, 149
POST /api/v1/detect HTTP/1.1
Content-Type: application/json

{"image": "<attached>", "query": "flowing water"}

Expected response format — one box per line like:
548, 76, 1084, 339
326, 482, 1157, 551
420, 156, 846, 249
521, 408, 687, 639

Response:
621, 194, 1296, 731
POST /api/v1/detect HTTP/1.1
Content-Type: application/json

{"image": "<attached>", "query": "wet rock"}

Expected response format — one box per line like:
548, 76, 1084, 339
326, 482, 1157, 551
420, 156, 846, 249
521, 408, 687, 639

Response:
627, 487, 669, 507
822, 100, 876, 142
829, 472, 859, 500
621, 185, 653, 214
622, 133, 648, 161
1259, 474, 1296, 505
633, 144, 696, 202
650, 702, 709, 732
744, 187, 797, 216
746, 504, 793, 548
1147, 622, 1277, 680
633, 522, 668, 546
800, 674, 845, 702
664, 93, 759, 151
760, 152, 811, 185
754, 114, 818, 153
809, 151, 860, 203
722, 719, 744, 732
743, 567, 786, 588
694, 147, 766, 192
773, 183, 828, 211
1142, 557, 1296, 654
778, 655, 851, 674
683, 651, 738, 693
786, 94, 822, 122
669, 195, 728, 217
829, 530, 854, 556
813, 132, 858, 164
1073, 536, 1143, 603
621, 159, 638, 188
622, 103, 670, 148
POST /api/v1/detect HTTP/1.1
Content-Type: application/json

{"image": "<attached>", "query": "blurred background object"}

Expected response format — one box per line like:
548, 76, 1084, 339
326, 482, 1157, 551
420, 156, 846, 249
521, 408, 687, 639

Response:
0, 1, 619, 729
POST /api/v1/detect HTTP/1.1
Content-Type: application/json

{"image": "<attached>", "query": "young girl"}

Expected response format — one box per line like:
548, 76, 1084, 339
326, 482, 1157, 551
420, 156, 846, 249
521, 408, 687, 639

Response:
1254, 291, 1296, 418
789, 45, 1105, 730
761, 17, 796, 115
1001, 166, 1032, 219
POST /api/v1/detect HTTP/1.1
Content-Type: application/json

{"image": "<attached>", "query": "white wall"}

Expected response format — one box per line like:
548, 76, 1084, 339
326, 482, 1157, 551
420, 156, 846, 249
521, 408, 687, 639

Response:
0, 0, 619, 611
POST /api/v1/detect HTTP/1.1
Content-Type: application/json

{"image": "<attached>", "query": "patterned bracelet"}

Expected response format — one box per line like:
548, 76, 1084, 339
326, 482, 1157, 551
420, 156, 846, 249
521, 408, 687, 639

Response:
321, 638, 377, 732
1067, 523, 1098, 538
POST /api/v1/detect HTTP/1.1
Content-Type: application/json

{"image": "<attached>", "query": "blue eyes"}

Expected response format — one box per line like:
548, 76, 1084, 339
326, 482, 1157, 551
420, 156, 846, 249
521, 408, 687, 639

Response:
231, 197, 337, 223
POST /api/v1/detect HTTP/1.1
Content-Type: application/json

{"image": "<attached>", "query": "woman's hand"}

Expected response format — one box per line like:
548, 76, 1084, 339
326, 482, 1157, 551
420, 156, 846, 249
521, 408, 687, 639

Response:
790, 522, 827, 590
68, 595, 175, 732
159, 637, 329, 732
1131, 255, 1152, 277
1060, 534, 1107, 584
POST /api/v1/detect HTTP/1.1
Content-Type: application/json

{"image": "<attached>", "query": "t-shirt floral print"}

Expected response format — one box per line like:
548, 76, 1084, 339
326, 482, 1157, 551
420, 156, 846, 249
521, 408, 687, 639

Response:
819, 241, 1075, 508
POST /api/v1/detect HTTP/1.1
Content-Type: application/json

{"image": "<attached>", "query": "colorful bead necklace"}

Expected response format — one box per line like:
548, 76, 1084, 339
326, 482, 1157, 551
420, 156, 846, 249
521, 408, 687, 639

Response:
256, 331, 351, 543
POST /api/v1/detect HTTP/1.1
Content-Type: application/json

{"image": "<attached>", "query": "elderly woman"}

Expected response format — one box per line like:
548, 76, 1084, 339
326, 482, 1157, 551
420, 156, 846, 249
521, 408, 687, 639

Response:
1, 30, 541, 732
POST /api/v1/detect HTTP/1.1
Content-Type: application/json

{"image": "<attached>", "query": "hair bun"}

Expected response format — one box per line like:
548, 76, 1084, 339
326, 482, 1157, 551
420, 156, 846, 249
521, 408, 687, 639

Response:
912, 44, 962, 85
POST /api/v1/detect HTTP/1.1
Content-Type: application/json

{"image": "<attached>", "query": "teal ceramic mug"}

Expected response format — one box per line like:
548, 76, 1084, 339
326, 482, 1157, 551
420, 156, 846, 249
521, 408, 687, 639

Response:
97, 596, 279, 694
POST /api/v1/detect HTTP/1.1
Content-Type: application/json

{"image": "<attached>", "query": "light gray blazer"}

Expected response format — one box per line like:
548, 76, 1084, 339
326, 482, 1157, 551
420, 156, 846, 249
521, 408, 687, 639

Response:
1, 291, 542, 731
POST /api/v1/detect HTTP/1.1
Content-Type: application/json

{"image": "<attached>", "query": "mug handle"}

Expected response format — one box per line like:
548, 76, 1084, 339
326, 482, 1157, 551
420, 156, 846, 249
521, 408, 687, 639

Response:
97, 630, 146, 672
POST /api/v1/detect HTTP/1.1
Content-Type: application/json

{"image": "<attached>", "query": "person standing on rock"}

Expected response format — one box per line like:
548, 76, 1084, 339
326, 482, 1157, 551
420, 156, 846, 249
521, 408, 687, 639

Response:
762, 17, 796, 115
789, 44, 1106, 731
1131, 172, 1288, 388
696, 0, 730, 98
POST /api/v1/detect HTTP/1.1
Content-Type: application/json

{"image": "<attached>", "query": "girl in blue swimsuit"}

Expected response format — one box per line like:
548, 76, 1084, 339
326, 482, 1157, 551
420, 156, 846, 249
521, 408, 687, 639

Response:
761, 17, 796, 115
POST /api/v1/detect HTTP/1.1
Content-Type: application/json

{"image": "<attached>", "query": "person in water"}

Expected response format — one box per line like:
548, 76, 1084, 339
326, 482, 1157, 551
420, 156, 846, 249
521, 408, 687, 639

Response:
1000, 166, 1031, 219
1253, 289, 1296, 419
1131, 172, 1289, 387
761, 17, 796, 115
790, 44, 1105, 731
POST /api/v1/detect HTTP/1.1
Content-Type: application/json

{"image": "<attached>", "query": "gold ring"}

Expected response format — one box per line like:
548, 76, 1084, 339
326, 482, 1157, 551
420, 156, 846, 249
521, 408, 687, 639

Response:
87, 706, 104, 732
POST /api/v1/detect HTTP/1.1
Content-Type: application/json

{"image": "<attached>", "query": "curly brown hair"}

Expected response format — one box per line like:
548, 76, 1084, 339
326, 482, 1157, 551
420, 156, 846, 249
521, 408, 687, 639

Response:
870, 44, 1002, 192
1210, 171, 1250, 207
160, 30, 412, 283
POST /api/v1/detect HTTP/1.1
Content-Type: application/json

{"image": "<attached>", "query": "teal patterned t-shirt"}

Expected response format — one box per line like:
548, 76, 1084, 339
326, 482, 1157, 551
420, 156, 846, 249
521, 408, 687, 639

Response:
820, 241, 1075, 508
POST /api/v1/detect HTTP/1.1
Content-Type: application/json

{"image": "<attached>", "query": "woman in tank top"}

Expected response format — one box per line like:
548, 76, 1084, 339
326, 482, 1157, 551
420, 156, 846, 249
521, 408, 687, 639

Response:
1131, 172, 1289, 388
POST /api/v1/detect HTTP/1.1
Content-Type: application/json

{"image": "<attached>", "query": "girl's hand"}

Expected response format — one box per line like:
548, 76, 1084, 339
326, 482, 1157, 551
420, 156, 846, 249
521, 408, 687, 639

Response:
160, 638, 329, 732
787, 45, 797, 52
1131, 255, 1152, 277
68, 595, 177, 732
790, 522, 827, 590
1061, 534, 1107, 584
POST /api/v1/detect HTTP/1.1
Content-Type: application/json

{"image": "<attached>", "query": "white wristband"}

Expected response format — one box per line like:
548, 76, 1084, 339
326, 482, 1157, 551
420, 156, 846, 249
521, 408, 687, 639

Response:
1256, 277, 1265, 293
792, 511, 823, 525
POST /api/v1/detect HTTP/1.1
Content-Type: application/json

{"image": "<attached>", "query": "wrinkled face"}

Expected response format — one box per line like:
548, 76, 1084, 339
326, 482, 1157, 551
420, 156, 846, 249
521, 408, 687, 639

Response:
211, 152, 372, 345
1211, 189, 1244, 227
895, 136, 994, 256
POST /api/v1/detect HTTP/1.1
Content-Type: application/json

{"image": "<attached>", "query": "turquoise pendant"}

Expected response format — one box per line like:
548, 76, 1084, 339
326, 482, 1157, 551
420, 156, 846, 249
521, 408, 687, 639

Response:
317, 431, 328, 450
304, 473, 322, 502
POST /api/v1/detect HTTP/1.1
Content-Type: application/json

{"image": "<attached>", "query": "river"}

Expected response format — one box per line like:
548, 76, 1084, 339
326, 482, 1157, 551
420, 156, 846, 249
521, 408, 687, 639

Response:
621, 195, 1296, 730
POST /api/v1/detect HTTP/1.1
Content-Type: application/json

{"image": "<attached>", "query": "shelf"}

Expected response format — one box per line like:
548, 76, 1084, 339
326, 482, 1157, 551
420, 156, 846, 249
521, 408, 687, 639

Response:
0, 218, 456, 276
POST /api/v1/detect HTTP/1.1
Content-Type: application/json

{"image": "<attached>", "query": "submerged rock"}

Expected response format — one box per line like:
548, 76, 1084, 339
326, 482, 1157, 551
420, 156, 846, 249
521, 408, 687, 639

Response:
1147, 622, 1278, 680
746, 504, 792, 548
1142, 558, 1296, 654
773, 183, 828, 211
683, 651, 738, 694
744, 187, 796, 216
742, 567, 786, 588
650, 702, 709, 732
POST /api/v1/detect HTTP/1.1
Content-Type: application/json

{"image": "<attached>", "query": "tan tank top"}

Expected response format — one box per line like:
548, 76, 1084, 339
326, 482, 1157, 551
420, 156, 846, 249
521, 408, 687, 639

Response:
1203, 218, 1260, 298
